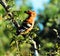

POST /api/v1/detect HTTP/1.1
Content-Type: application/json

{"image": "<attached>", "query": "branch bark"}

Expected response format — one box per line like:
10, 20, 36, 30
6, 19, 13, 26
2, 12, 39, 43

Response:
29, 36, 39, 56
0, 0, 20, 29
0, 0, 9, 12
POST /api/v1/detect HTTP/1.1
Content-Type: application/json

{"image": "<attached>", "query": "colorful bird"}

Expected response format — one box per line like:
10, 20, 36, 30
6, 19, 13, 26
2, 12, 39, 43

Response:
16, 10, 36, 35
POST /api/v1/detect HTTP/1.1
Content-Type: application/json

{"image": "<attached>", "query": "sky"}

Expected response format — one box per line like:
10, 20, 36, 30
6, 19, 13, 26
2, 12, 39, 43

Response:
28, 0, 50, 13
15, 0, 50, 13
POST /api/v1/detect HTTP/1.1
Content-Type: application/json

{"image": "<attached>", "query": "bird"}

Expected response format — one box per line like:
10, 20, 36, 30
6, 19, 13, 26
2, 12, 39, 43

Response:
10, 10, 36, 48
16, 10, 36, 35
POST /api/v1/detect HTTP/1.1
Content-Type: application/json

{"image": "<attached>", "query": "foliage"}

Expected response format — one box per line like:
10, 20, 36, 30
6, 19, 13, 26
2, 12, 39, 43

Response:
0, 0, 60, 56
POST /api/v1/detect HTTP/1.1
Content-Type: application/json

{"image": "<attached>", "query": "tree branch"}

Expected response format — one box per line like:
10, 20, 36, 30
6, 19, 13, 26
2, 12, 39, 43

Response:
0, 0, 20, 28
29, 36, 39, 56
0, 0, 9, 12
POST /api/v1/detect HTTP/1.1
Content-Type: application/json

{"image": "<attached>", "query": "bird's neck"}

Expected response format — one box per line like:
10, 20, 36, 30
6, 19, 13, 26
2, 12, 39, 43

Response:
28, 15, 35, 20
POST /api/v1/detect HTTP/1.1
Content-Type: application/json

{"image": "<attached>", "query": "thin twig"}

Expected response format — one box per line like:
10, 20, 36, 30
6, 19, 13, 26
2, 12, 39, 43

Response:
16, 39, 20, 56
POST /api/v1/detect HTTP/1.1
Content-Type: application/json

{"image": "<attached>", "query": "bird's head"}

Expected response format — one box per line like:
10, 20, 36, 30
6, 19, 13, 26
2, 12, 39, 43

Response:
24, 10, 36, 17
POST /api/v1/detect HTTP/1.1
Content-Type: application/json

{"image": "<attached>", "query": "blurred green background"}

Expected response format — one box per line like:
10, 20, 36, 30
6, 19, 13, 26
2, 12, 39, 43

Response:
0, 0, 60, 56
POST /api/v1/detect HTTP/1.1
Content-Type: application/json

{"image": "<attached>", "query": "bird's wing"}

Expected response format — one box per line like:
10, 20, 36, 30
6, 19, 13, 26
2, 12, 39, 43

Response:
16, 21, 32, 35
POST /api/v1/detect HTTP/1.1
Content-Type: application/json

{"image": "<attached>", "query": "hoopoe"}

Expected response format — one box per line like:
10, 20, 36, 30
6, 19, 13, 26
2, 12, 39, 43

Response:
16, 10, 36, 35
